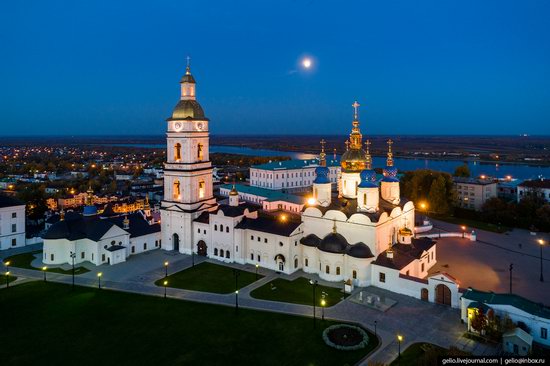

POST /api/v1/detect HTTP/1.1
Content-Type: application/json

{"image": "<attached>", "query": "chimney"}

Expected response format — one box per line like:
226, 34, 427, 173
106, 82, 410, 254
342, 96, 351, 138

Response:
386, 248, 394, 259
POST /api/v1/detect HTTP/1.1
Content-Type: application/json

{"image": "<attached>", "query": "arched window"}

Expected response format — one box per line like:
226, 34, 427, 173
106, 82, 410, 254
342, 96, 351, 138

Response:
174, 143, 181, 161
214, 248, 218, 256
220, 224, 224, 232
214, 224, 217, 231
173, 180, 180, 200
199, 180, 205, 199
294, 258, 298, 268
197, 143, 204, 160
305, 258, 309, 267
352, 270, 357, 279
336, 267, 341, 275
325, 265, 330, 274
226, 251, 230, 259
226, 226, 229, 233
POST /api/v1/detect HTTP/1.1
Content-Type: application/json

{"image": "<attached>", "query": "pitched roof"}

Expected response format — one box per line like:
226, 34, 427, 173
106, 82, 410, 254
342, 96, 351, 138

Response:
220, 184, 305, 204
312, 195, 410, 221
462, 288, 550, 318
252, 159, 341, 171
215, 203, 260, 217
107, 213, 160, 238
519, 179, 550, 189
373, 238, 435, 270
503, 327, 533, 345
235, 216, 301, 237
194, 211, 210, 224
0, 195, 25, 208
42, 212, 118, 241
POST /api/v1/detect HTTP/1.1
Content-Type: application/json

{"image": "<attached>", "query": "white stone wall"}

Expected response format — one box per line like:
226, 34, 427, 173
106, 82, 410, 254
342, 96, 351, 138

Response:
0, 204, 26, 250
250, 166, 340, 190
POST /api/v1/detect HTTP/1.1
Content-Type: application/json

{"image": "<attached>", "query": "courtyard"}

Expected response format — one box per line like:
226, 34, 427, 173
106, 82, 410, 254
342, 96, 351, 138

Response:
0, 281, 377, 366
427, 219, 550, 304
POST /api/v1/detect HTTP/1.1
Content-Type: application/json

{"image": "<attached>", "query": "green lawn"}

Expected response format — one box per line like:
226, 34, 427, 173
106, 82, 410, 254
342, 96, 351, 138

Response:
430, 215, 509, 233
155, 261, 262, 294
250, 277, 348, 307
0, 282, 377, 366
390, 342, 470, 365
0, 274, 17, 285
3, 250, 90, 275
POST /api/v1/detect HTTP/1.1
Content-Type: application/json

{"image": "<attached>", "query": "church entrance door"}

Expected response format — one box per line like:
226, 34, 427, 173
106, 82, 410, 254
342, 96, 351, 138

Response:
173, 233, 180, 252
421, 288, 429, 301
197, 240, 207, 256
435, 284, 451, 306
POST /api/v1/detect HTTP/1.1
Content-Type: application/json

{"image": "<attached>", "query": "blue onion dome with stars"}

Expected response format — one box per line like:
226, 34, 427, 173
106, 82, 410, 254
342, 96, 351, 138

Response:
358, 169, 378, 188
314, 139, 331, 184
382, 138, 400, 182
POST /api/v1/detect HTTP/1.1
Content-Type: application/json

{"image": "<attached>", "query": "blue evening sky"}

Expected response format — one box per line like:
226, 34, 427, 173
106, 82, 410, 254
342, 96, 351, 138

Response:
1, 0, 550, 136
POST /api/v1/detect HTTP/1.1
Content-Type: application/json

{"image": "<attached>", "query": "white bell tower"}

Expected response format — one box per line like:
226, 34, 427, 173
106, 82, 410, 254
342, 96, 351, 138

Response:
161, 59, 217, 254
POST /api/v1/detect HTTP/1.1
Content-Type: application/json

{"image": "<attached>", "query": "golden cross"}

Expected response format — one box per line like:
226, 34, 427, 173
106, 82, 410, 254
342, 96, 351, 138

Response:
345, 140, 350, 151
352, 101, 360, 120
186, 56, 191, 74
320, 139, 326, 153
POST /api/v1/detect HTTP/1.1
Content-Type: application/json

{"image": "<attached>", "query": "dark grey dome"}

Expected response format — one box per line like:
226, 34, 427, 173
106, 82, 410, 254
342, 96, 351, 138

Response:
300, 234, 321, 247
170, 100, 206, 120
346, 242, 374, 258
318, 232, 349, 254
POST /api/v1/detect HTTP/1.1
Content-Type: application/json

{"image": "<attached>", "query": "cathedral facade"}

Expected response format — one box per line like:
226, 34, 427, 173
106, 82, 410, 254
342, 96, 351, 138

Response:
161, 65, 439, 289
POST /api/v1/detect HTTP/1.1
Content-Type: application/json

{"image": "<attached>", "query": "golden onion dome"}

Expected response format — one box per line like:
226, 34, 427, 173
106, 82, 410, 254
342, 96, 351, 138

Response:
170, 100, 206, 120
341, 148, 368, 173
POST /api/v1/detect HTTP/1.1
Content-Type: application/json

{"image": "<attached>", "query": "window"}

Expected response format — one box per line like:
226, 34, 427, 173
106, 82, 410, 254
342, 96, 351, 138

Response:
542, 328, 548, 340
336, 267, 340, 275
198, 228, 200, 233
226, 251, 230, 259
305, 258, 309, 267
143, 243, 147, 250
294, 241, 297, 246
214, 248, 218, 256
279, 242, 283, 247
81, 252, 85, 259
250, 253, 254, 260
325, 265, 330, 274
257, 254, 261, 262
12, 212, 17, 218
173, 180, 180, 200
203, 230, 206, 234
197, 143, 204, 160
214, 225, 218, 231
220, 250, 224, 257
421, 263, 425, 272
11, 238, 17, 246
131, 246, 135, 253
251, 235, 254, 240
174, 143, 181, 161
236, 246, 238, 252
352, 270, 357, 279
257, 237, 260, 242
199, 180, 205, 199
226, 227, 229, 233
379, 272, 386, 283
264, 238, 268, 243
51, 254, 54, 261
111, 240, 116, 246
294, 258, 298, 268
11, 224, 16, 233
102, 254, 105, 262
220, 224, 224, 232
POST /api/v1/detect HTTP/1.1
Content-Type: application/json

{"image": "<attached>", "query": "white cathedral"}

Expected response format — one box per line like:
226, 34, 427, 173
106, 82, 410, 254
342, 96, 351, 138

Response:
160, 64, 439, 289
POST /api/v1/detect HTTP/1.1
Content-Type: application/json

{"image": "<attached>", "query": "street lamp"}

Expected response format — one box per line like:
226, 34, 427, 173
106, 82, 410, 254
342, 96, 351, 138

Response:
397, 334, 403, 358
233, 269, 240, 313
4, 260, 10, 273
255, 264, 259, 280
5, 271, 10, 289
69, 251, 76, 289
539, 239, 545, 282
164, 261, 169, 277
374, 320, 377, 337
42, 266, 47, 282
97, 272, 102, 289
461, 226, 466, 238
163, 280, 168, 298
321, 298, 326, 321
309, 279, 318, 329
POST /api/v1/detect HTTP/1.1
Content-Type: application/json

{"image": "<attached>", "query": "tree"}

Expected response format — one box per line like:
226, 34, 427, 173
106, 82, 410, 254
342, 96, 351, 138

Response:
471, 309, 487, 333
453, 164, 471, 178
428, 175, 449, 214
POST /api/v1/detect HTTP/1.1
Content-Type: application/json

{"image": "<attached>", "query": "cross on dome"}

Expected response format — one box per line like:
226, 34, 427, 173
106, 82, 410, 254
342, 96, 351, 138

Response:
352, 101, 360, 120
186, 56, 191, 75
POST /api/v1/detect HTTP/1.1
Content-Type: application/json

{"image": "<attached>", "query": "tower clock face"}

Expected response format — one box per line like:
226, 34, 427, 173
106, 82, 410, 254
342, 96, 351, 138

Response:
196, 122, 204, 131
173, 122, 183, 131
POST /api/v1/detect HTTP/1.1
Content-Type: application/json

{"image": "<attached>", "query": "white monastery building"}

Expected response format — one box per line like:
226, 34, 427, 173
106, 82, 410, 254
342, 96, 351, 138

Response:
0, 195, 26, 250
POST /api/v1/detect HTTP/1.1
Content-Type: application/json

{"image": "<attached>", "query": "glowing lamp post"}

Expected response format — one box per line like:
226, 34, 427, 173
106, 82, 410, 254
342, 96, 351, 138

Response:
163, 280, 168, 298
97, 272, 102, 289
233, 269, 240, 313
397, 334, 403, 358
321, 298, 326, 321
5, 271, 10, 289
461, 226, 466, 238
255, 264, 259, 280
42, 266, 47, 282
539, 239, 545, 282
309, 279, 318, 329
164, 261, 169, 277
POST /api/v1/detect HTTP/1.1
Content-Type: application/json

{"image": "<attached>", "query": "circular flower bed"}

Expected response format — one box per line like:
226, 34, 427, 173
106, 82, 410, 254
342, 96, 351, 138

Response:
322, 324, 369, 351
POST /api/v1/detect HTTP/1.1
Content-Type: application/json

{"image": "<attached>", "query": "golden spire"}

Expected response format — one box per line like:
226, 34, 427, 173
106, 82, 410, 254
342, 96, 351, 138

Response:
145, 195, 150, 208
386, 139, 394, 167
186, 55, 191, 75
319, 139, 326, 167
86, 185, 93, 206
364, 140, 372, 170
349, 101, 363, 149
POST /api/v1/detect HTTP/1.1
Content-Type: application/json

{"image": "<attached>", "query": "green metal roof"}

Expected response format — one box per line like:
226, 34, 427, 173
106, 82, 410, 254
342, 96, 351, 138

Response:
251, 159, 341, 171
462, 288, 550, 319
220, 184, 306, 205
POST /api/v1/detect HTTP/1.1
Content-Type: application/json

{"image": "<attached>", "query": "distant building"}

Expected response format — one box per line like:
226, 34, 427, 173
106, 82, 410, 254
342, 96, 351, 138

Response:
517, 178, 550, 203
0, 195, 26, 250
502, 328, 533, 356
219, 183, 306, 213
453, 177, 497, 211
461, 288, 550, 348
250, 159, 341, 190
497, 178, 520, 202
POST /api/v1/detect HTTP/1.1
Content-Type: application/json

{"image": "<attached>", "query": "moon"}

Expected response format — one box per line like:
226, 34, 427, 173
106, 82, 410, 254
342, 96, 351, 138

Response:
302, 58, 312, 69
